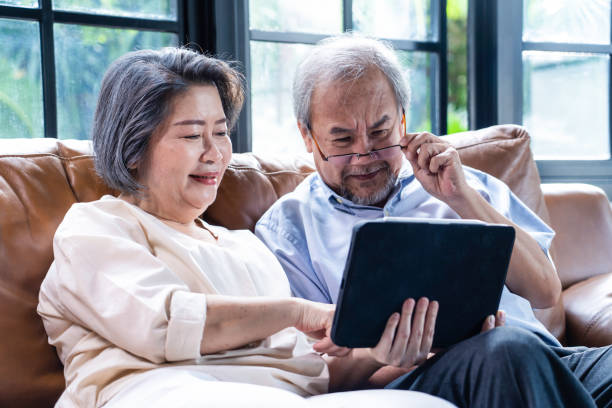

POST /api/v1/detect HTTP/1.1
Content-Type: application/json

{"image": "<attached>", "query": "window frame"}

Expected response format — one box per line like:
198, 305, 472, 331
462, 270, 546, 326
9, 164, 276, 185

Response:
214, 0, 448, 153
0, 0, 196, 139
470, 0, 612, 197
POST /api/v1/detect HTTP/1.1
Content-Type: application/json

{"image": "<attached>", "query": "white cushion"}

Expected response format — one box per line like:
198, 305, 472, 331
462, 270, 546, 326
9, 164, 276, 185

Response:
307, 389, 457, 407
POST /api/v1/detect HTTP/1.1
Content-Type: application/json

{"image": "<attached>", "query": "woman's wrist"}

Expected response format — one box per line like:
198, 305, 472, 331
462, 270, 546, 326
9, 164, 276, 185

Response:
290, 297, 305, 329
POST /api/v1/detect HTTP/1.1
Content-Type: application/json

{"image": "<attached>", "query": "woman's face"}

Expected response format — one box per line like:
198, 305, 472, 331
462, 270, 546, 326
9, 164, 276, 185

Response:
134, 84, 232, 223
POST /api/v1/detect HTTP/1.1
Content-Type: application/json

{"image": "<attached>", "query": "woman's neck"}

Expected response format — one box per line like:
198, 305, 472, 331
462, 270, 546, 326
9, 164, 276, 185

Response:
118, 193, 217, 242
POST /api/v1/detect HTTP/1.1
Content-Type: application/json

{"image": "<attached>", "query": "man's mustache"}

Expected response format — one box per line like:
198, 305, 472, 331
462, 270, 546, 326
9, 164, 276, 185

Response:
342, 162, 390, 178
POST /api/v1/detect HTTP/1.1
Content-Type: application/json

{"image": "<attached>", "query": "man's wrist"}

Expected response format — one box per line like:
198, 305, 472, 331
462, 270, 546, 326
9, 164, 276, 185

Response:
446, 186, 484, 218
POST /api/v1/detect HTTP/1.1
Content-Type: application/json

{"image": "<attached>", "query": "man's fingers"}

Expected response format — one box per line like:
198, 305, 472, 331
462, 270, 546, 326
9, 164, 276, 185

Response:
375, 312, 400, 355
403, 297, 429, 364
388, 298, 415, 364
481, 314, 495, 332
418, 300, 438, 359
428, 147, 458, 174
495, 310, 506, 327
401, 132, 420, 147
417, 143, 450, 172
406, 132, 439, 154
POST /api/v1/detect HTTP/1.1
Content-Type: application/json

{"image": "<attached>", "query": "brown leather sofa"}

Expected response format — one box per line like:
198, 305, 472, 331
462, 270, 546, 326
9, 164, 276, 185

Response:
1, 124, 610, 407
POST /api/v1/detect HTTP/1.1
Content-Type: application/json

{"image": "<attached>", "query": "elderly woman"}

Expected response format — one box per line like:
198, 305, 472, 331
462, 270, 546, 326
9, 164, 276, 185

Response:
36, 48, 452, 408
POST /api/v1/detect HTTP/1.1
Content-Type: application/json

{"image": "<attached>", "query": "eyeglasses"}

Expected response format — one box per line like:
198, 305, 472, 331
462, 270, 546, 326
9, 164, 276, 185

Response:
309, 112, 407, 166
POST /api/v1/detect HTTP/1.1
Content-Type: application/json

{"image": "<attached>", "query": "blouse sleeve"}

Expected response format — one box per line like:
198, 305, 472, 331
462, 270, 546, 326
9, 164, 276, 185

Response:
48, 201, 206, 364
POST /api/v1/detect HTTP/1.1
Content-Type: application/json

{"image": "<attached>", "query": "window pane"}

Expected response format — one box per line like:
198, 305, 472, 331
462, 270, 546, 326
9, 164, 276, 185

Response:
0, 0, 37, 6
54, 24, 177, 140
0, 18, 43, 139
53, 0, 177, 20
397, 51, 432, 133
523, 0, 610, 44
250, 41, 312, 155
249, 0, 342, 34
353, 0, 434, 41
523, 51, 610, 160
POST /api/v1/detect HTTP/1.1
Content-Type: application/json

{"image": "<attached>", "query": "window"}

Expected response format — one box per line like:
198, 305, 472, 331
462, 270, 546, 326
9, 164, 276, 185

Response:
224, 0, 457, 155
0, 0, 181, 140
522, 0, 610, 160
472, 0, 612, 197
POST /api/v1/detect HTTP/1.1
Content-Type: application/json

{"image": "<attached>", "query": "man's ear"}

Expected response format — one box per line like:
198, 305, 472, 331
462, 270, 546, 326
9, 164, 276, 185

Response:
298, 121, 314, 153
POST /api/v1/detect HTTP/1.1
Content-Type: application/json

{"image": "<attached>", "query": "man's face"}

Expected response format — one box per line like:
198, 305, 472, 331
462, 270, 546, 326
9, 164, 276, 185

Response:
300, 68, 405, 207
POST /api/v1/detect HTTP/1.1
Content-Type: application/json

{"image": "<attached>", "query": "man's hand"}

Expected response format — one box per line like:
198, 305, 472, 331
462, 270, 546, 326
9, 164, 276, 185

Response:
401, 132, 469, 204
480, 310, 506, 332
367, 297, 438, 368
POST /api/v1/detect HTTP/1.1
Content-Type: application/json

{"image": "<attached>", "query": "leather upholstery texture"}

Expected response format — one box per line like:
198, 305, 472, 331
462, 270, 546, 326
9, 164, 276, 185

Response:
0, 125, 609, 407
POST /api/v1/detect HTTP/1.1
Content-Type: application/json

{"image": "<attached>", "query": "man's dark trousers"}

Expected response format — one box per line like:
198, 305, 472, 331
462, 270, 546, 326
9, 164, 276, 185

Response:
387, 326, 612, 407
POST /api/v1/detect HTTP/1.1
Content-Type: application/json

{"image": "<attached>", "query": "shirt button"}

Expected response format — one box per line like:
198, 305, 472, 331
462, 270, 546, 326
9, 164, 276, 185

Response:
384, 210, 390, 216
336, 198, 342, 204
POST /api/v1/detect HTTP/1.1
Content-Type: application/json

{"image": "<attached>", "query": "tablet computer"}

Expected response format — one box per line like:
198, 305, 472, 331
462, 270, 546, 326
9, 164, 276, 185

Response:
331, 218, 515, 349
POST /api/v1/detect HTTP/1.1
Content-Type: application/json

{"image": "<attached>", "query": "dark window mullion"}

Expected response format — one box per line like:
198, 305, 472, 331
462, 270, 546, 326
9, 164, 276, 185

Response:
0, 4, 40, 20
609, 2, 612, 158
52, 10, 179, 32
236, 0, 251, 152
434, 0, 447, 134
40, 0, 57, 138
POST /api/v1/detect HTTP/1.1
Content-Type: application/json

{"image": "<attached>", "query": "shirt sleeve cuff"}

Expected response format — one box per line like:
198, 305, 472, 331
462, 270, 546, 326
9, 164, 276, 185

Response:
165, 291, 206, 361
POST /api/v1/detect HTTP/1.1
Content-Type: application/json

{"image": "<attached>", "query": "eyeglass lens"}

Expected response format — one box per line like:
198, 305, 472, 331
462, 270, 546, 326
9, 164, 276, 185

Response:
327, 145, 403, 165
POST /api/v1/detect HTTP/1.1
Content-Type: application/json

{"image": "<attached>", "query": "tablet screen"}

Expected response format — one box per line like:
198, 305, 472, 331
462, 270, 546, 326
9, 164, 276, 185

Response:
331, 218, 515, 348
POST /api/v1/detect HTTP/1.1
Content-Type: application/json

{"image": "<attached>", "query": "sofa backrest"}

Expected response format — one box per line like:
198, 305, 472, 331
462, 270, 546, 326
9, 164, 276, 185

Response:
0, 124, 555, 407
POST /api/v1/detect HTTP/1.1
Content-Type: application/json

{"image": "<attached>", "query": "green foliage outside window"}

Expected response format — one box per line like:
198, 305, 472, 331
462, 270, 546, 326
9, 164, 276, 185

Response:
447, 0, 468, 134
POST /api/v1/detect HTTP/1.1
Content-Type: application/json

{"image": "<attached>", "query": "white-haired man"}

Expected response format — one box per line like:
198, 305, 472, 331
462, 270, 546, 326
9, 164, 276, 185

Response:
256, 34, 611, 407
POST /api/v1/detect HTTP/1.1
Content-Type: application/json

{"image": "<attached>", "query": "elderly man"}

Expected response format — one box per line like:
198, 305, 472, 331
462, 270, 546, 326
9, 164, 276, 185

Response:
255, 34, 611, 407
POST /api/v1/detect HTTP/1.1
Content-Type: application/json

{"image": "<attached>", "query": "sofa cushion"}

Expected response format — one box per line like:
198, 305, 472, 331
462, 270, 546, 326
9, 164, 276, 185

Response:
443, 125, 550, 225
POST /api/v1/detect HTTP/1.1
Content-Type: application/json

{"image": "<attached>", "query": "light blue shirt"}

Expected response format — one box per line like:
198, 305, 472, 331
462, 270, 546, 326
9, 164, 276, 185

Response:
255, 158, 561, 346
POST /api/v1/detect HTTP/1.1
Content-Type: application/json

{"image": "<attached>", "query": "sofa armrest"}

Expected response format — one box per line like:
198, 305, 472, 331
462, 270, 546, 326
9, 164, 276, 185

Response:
541, 183, 612, 288
542, 183, 612, 347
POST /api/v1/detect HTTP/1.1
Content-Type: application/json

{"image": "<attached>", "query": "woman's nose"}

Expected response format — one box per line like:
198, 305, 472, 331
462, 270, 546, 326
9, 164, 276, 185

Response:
200, 136, 223, 162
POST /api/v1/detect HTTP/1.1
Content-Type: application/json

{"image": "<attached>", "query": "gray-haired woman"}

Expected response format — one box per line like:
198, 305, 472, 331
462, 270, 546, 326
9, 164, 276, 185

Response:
37, 47, 452, 408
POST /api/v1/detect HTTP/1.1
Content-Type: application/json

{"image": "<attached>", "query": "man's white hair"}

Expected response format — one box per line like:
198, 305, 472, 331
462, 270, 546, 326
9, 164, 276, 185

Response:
292, 33, 410, 129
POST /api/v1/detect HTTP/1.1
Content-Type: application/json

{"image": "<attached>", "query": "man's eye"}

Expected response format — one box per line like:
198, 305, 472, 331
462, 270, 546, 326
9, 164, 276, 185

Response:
215, 131, 228, 137
333, 137, 352, 144
371, 129, 388, 137
183, 134, 200, 140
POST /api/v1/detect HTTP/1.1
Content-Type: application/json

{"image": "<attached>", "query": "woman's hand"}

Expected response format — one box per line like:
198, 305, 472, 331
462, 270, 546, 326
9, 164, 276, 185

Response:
367, 297, 438, 368
295, 299, 351, 357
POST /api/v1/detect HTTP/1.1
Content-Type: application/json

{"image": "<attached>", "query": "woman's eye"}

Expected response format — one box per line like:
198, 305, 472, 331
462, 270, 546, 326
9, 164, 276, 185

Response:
215, 131, 228, 137
183, 134, 200, 140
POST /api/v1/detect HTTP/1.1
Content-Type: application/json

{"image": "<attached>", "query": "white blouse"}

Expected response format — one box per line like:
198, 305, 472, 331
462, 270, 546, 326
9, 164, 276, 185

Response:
37, 196, 329, 407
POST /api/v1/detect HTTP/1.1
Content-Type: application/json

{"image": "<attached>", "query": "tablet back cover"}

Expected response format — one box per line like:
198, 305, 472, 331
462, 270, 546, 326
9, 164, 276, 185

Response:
331, 219, 515, 348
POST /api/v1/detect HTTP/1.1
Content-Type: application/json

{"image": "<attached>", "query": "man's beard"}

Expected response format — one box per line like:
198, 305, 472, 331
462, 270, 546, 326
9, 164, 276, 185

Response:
339, 162, 397, 206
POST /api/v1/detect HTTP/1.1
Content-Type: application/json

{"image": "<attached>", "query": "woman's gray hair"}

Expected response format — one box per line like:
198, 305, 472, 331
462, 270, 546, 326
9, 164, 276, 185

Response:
92, 47, 245, 195
293, 33, 410, 129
